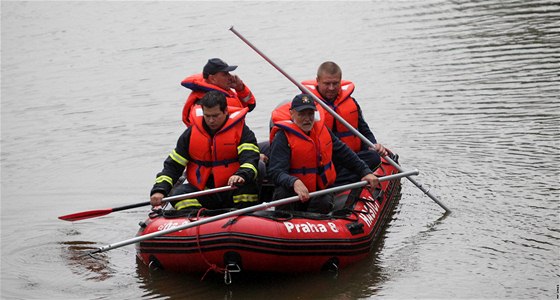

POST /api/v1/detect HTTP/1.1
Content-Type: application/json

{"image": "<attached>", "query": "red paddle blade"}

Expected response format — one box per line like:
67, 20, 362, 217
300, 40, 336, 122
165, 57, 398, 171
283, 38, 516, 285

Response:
58, 209, 113, 221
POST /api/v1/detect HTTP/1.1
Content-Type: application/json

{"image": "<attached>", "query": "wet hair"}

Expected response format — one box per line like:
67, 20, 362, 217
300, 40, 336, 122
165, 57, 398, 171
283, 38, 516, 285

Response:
199, 90, 227, 112
317, 61, 342, 78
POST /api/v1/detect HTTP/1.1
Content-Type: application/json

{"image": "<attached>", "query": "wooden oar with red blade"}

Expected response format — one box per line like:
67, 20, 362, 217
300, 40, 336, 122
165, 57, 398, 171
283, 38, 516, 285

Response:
58, 186, 237, 221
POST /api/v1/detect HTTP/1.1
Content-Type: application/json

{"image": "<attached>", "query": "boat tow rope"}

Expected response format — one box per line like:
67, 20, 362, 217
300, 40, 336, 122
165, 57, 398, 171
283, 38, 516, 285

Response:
194, 208, 235, 284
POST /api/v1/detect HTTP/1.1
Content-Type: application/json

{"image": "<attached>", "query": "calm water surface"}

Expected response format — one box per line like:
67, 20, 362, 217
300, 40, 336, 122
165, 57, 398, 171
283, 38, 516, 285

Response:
1, 1, 558, 299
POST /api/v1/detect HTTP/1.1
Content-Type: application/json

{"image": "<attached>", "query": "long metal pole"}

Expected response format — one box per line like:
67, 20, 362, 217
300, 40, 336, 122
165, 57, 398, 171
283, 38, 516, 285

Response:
88, 170, 418, 255
229, 26, 450, 214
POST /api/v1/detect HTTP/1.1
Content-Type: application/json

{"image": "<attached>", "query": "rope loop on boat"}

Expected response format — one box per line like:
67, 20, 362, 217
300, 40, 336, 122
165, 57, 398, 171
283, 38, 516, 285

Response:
194, 208, 228, 282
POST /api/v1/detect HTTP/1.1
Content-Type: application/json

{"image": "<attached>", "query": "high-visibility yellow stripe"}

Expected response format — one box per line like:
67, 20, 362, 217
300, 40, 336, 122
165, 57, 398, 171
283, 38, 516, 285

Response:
237, 143, 260, 154
239, 163, 258, 179
233, 194, 259, 204
170, 149, 187, 166
174, 199, 202, 210
155, 175, 173, 186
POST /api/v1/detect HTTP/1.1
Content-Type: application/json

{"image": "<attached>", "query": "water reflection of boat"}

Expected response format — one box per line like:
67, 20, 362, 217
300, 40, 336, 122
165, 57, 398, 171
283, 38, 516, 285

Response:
135, 250, 389, 298
135, 154, 402, 282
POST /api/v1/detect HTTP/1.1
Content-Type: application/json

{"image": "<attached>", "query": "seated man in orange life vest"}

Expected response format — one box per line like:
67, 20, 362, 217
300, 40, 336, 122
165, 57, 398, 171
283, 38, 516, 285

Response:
150, 91, 260, 210
267, 94, 379, 214
181, 58, 256, 127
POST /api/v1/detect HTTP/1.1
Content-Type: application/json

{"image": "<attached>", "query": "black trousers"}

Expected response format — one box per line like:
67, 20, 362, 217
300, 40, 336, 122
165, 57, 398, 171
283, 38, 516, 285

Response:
170, 182, 259, 210
272, 185, 334, 214
334, 149, 381, 187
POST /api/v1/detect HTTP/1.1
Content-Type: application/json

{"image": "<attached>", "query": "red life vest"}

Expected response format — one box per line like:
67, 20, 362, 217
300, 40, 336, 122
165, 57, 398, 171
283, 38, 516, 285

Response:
301, 79, 362, 152
181, 74, 253, 126
271, 120, 336, 192
186, 105, 248, 190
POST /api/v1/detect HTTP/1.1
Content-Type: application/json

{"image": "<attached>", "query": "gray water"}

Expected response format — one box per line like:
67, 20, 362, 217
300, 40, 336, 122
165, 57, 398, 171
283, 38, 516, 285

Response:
1, 1, 559, 299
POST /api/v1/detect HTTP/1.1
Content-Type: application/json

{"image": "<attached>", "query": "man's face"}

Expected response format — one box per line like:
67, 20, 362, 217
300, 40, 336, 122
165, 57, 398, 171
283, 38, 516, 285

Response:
203, 105, 227, 131
316, 72, 341, 101
291, 108, 315, 133
208, 71, 234, 90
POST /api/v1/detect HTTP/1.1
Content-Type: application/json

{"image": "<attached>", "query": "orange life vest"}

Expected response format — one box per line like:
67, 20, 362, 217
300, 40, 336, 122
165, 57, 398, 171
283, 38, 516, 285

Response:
271, 120, 336, 192
181, 74, 252, 126
269, 101, 328, 144
186, 105, 248, 190
301, 79, 362, 152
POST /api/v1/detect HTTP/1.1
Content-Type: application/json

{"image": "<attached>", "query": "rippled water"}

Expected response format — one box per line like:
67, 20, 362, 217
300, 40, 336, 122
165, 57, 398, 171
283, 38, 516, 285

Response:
2, 1, 558, 299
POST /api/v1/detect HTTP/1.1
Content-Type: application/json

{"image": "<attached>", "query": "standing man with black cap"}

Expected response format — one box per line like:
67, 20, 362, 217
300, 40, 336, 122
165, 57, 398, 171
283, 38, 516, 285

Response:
267, 94, 379, 214
180, 58, 256, 126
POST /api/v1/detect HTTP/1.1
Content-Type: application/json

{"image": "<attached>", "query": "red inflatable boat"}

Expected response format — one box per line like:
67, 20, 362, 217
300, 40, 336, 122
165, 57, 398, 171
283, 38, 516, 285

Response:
135, 156, 403, 279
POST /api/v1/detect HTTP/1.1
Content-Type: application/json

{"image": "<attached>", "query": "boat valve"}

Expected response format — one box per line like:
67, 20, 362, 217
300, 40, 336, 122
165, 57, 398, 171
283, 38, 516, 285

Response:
346, 222, 365, 235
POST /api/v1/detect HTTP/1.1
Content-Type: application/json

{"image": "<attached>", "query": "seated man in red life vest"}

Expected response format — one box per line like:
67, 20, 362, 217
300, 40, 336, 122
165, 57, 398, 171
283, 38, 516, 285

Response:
267, 94, 379, 214
181, 58, 256, 127
150, 91, 260, 210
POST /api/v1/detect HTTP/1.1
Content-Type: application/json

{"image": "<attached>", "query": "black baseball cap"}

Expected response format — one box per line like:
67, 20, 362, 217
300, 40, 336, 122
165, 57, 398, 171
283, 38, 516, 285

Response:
203, 58, 237, 77
290, 94, 317, 112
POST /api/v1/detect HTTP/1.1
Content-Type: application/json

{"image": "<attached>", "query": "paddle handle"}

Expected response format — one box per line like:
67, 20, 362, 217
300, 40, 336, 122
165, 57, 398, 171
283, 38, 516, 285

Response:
58, 185, 238, 221
111, 201, 150, 212
109, 186, 237, 212
230, 26, 450, 214
160, 185, 237, 204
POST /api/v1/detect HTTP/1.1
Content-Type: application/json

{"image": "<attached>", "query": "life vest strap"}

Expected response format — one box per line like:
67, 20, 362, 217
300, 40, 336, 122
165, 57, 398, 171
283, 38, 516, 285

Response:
289, 162, 332, 175
335, 130, 354, 138
191, 158, 238, 167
